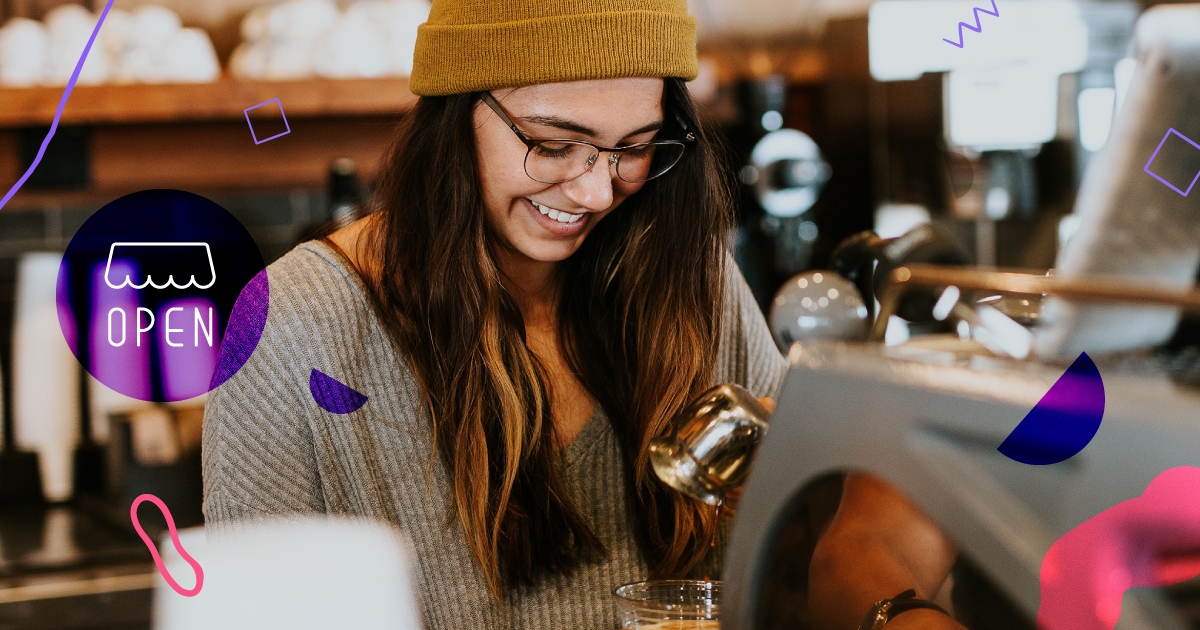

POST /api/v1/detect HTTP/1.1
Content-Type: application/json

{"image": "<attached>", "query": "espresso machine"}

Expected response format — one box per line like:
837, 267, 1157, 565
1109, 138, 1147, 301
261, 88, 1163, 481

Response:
718, 5, 1200, 627
723, 324, 1200, 629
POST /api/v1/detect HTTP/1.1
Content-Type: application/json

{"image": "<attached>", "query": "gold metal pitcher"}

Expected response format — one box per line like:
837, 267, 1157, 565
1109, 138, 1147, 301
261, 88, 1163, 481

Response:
649, 384, 772, 506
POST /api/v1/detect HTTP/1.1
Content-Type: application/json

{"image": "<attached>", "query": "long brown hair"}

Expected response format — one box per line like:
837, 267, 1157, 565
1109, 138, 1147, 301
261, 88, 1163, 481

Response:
362, 77, 734, 598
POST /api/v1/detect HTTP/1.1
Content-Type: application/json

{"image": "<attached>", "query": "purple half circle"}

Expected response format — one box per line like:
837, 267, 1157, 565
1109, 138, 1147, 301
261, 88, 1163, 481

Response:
998, 352, 1105, 465
309, 369, 368, 414
210, 269, 270, 391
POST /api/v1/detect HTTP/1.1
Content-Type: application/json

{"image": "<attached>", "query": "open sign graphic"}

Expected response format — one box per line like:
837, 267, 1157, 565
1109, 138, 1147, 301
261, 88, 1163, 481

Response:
104, 242, 217, 290
59, 190, 268, 403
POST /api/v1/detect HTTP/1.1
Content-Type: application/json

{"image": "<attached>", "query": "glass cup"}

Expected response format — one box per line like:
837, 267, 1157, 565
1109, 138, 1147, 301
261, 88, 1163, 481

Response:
613, 579, 721, 629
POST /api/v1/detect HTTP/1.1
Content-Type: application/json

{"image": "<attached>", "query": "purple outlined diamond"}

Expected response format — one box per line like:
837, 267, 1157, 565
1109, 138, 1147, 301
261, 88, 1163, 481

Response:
1143, 128, 1200, 197
243, 98, 291, 145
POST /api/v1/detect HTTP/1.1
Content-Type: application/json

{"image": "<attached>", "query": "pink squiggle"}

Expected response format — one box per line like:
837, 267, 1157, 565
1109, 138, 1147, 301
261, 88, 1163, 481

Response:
1038, 466, 1200, 630
130, 493, 205, 597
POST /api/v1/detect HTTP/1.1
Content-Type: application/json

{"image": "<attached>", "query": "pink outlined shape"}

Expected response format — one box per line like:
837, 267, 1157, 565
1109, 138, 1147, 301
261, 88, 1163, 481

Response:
1037, 466, 1200, 630
130, 493, 205, 597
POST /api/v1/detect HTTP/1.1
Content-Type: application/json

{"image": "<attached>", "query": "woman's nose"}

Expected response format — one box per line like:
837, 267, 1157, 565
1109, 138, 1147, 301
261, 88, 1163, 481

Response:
561, 152, 616, 212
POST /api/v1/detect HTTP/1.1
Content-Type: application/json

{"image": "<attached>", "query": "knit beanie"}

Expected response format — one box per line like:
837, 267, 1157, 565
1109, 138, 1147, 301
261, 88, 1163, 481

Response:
409, 0, 698, 96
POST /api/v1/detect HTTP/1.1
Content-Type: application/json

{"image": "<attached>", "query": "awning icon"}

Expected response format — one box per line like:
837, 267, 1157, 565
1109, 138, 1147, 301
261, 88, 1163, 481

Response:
104, 242, 216, 290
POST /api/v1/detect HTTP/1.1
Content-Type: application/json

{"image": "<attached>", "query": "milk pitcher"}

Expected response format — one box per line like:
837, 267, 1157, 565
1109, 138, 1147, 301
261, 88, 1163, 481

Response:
649, 384, 772, 506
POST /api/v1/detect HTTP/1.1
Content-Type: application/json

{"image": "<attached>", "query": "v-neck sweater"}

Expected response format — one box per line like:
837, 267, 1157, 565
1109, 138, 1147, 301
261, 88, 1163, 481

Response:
201, 240, 788, 630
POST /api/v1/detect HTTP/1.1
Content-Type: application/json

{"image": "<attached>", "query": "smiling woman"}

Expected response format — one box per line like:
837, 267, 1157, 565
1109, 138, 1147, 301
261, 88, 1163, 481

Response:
200, 1, 789, 629
474, 79, 672, 255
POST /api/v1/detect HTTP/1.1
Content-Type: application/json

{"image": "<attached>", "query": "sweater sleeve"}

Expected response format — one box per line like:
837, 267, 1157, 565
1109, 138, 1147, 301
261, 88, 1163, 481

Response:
714, 252, 789, 400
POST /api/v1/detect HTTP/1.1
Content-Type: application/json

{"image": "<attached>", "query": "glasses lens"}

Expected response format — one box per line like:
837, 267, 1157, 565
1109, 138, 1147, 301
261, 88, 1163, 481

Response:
525, 141, 598, 184
617, 142, 686, 183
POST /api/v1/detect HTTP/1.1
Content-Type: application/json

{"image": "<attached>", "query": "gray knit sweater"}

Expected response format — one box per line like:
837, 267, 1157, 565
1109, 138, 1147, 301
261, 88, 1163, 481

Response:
202, 240, 787, 630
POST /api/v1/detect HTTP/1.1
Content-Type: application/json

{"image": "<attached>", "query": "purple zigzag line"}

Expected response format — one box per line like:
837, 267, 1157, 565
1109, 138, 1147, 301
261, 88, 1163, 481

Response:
943, 0, 1000, 48
0, 0, 116, 212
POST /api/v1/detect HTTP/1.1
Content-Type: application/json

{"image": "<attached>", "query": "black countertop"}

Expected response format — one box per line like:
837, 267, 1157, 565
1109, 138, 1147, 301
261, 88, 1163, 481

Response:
0, 503, 156, 630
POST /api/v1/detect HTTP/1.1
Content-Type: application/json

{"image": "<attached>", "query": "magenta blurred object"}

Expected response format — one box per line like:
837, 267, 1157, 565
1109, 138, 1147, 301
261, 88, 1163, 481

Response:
1038, 466, 1200, 630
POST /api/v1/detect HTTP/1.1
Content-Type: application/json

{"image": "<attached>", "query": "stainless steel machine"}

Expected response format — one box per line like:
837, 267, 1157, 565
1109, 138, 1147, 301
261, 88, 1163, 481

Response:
723, 265, 1200, 629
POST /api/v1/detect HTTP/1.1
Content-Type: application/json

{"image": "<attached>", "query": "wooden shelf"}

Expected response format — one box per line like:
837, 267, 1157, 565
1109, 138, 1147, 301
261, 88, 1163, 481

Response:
0, 77, 418, 128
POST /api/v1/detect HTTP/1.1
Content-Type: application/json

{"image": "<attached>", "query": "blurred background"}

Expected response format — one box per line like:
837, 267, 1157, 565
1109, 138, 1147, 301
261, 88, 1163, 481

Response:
0, 0, 1195, 628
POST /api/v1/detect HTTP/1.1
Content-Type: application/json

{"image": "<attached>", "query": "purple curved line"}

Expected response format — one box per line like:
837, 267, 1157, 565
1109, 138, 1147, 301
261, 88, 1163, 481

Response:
943, 0, 1000, 48
0, 0, 116, 212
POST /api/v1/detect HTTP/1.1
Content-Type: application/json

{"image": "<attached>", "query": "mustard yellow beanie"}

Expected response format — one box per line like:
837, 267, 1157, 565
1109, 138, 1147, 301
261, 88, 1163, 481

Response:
410, 0, 698, 96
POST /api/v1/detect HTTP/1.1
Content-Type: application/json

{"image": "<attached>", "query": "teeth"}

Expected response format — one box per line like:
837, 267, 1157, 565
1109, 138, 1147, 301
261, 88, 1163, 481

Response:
530, 200, 583, 224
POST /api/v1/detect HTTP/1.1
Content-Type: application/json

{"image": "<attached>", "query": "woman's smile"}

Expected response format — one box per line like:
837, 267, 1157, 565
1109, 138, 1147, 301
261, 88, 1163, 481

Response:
475, 78, 660, 263
522, 197, 591, 237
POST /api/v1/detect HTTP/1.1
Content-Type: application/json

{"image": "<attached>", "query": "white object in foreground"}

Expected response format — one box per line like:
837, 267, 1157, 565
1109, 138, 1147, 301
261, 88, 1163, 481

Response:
153, 518, 423, 630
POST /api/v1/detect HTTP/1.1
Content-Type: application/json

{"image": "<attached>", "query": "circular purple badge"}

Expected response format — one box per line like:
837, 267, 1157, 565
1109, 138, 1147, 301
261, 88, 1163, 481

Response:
57, 189, 269, 402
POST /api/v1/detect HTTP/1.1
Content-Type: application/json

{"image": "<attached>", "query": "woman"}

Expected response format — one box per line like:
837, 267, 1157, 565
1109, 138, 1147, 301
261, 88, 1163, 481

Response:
202, 0, 787, 627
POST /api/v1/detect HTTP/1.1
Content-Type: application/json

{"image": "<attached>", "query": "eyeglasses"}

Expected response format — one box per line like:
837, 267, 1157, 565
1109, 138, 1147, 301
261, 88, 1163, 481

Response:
480, 92, 696, 185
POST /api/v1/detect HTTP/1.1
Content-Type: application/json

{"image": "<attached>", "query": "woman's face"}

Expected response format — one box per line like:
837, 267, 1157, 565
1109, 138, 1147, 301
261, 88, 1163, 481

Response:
474, 77, 665, 263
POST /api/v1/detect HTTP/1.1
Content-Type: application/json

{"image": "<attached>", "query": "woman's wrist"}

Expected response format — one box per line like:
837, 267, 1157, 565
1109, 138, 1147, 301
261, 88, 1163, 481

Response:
880, 608, 965, 630
858, 588, 953, 630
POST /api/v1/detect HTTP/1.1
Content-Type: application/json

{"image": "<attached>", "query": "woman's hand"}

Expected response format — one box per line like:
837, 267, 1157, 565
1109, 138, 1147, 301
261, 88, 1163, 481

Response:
721, 397, 776, 514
